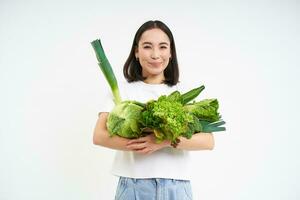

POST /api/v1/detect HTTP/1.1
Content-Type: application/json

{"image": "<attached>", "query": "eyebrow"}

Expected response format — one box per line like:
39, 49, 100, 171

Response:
141, 42, 169, 46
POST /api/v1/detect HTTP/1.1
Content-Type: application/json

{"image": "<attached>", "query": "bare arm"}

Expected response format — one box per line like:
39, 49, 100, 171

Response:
175, 133, 215, 150
126, 132, 214, 153
93, 112, 131, 151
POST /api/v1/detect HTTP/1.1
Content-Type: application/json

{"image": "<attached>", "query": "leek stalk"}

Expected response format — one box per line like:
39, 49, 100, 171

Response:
91, 39, 121, 105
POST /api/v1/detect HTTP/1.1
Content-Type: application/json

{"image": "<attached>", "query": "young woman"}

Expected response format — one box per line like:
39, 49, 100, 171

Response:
93, 20, 214, 200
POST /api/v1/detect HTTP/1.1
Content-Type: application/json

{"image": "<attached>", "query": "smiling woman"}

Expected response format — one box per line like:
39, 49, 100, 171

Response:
93, 20, 215, 200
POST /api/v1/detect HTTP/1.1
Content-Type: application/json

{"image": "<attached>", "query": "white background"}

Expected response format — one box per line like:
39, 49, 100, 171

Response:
1, 0, 299, 199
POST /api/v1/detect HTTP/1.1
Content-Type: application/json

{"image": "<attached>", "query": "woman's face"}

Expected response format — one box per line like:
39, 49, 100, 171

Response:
135, 28, 171, 82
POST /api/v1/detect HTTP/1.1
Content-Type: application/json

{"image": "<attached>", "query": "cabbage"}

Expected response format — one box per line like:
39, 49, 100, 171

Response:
107, 101, 144, 138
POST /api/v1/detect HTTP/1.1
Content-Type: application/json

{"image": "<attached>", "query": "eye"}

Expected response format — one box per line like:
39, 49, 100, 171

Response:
160, 46, 168, 49
143, 45, 151, 49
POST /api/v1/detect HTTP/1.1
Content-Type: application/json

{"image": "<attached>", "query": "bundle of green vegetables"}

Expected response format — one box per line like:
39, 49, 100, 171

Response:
91, 39, 226, 144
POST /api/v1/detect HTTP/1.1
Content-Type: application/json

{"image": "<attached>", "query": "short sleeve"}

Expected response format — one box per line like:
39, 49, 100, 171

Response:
98, 90, 115, 115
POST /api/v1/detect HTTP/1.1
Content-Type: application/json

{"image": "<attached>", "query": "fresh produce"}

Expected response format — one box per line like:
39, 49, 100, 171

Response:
141, 89, 201, 142
91, 40, 144, 138
91, 39, 226, 144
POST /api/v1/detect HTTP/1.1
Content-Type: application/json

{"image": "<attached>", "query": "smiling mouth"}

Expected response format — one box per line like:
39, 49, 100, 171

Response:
148, 62, 162, 67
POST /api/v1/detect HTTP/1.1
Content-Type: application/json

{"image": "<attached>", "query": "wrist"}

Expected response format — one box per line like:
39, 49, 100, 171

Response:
170, 138, 181, 148
160, 140, 171, 148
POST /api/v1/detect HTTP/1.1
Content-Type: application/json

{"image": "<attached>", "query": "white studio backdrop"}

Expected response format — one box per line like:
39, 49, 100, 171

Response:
0, 0, 299, 199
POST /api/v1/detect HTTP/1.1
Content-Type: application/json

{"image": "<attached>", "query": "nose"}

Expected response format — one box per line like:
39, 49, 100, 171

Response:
151, 49, 160, 59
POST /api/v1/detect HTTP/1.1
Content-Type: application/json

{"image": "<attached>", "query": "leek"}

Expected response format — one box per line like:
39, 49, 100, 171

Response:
91, 39, 121, 105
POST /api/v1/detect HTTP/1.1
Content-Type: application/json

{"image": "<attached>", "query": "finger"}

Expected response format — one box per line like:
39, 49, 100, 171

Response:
127, 137, 147, 145
133, 147, 146, 151
135, 147, 152, 154
126, 142, 146, 150
127, 140, 139, 145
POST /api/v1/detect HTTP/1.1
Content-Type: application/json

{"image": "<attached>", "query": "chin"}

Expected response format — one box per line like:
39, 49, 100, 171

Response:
146, 67, 166, 76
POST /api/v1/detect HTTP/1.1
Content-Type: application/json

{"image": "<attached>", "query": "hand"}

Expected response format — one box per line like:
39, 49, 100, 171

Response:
126, 134, 170, 155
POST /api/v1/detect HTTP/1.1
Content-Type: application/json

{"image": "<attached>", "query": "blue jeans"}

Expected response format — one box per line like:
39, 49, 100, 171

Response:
115, 177, 193, 200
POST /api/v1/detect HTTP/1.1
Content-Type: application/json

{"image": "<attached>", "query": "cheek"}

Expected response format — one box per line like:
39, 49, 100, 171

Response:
137, 49, 149, 58
163, 54, 171, 65
163, 51, 171, 60
163, 60, 170, 69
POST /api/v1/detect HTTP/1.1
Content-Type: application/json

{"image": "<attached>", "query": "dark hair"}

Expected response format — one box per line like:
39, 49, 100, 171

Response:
123, 20, 179, 86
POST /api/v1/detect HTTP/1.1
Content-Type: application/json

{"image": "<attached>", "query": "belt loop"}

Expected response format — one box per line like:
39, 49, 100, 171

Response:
124, 177, 128, 185
120, 176, 127, 185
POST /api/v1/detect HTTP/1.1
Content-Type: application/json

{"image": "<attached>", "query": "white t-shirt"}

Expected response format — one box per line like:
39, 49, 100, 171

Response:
99, 80, 192, 180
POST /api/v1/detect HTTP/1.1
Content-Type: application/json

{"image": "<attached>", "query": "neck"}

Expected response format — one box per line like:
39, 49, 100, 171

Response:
144, 75, 165, 84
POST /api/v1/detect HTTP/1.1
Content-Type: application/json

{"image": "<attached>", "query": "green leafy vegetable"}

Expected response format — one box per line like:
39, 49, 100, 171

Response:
141, 93, 194, 142
107, 101, 144, 138
184, 99, 221, 122
141, 89, 226, 143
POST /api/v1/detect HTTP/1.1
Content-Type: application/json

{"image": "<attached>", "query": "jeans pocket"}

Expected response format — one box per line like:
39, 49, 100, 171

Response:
183, 181, 193, 200
115, 177, 128, 200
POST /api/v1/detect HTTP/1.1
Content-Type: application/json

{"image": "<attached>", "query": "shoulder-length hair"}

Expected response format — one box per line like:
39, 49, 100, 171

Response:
123, 20, 179, 86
